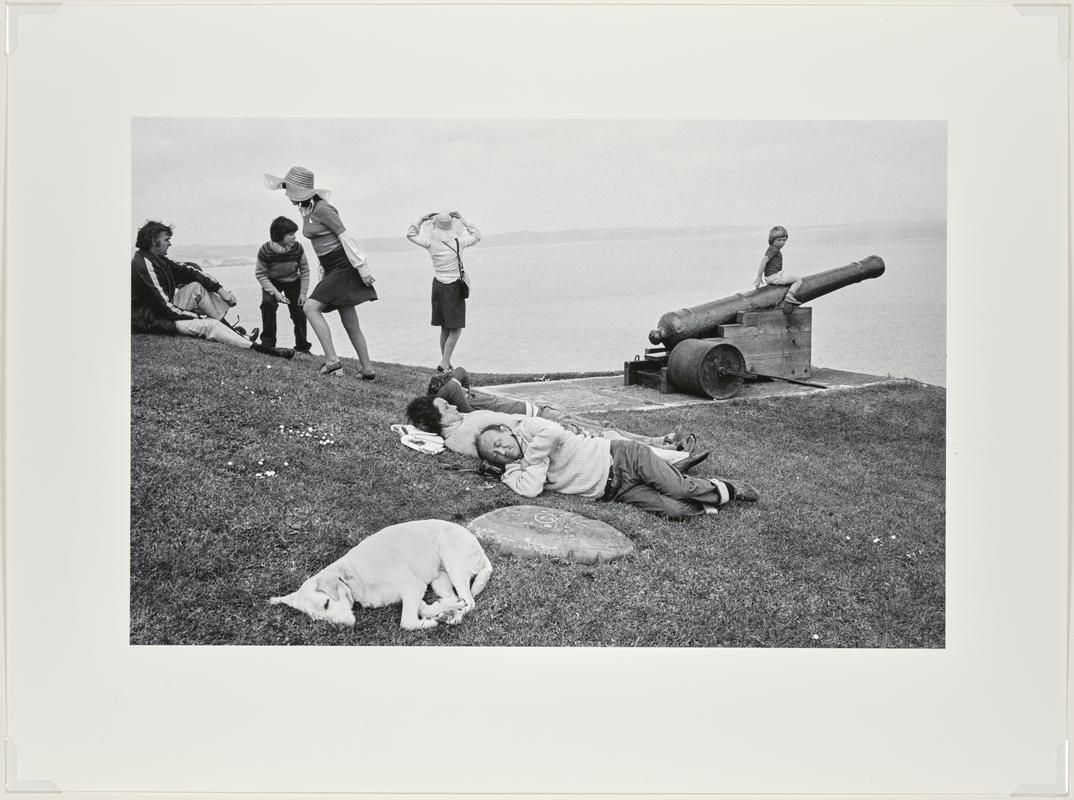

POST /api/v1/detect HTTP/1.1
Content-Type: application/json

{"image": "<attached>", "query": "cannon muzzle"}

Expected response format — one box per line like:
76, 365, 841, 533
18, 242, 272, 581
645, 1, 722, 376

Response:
648, 255, 885, 346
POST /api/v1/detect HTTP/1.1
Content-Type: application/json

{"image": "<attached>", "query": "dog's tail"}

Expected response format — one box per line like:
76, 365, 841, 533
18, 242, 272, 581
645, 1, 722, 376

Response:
471, 553, 493, 597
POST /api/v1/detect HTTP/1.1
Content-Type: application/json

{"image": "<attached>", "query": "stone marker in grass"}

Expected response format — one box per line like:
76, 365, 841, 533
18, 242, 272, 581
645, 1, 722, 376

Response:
468, 505, 633, 564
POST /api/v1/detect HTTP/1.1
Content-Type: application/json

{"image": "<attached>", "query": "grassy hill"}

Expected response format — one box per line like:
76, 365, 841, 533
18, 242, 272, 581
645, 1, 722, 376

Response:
130, 335, 945, 647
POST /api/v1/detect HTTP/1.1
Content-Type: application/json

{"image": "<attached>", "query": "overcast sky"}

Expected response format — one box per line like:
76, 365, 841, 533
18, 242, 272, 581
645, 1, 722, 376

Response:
132, 119, 944, 245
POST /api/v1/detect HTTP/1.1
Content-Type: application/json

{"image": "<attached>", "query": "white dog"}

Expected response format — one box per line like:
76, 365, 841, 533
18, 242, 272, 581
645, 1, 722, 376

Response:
269, 520, 492, 631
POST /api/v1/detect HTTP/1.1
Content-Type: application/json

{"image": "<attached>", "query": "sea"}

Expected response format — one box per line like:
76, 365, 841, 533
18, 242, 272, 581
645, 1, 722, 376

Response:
172, 220, 946, 387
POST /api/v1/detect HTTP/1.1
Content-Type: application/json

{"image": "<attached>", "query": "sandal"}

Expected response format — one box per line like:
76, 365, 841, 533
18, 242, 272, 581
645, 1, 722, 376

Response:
663, 430, 684, 449
319, 361, 344, 377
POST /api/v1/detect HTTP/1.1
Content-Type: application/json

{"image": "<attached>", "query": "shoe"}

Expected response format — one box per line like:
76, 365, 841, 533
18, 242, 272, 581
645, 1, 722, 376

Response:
723, 479, 760, 502
319, 361, 344, 377
233, 325, 247, 336
674, 450, 710, 474
247, 327, 261, 343
361, 373, 376, 382
295, 343, 313, 354
252, 343, 294, 359
436, 364, 454, 373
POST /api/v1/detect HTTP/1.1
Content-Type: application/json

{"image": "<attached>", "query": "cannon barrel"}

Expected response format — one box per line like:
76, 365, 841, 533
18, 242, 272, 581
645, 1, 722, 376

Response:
648, 255, 885, 346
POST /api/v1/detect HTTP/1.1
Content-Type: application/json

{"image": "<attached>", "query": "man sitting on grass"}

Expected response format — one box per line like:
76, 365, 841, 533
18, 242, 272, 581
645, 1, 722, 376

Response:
475, 417, 759, 520
405, 394, 709, 471
131, 220, 294, 359
427, 368, 685, 449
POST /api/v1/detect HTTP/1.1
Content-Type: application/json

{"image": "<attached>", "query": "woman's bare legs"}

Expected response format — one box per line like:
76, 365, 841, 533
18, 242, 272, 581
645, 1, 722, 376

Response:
338, 305, 374, 375
439, 327, 462, 370
303, 298, 339, 366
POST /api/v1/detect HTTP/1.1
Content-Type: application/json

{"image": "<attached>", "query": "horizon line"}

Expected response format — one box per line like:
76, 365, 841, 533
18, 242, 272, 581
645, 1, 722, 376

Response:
173, 217, 945, 250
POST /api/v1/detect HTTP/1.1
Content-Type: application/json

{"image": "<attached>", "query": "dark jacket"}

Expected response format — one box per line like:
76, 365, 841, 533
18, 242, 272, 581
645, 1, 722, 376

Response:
131, 250, 220, 334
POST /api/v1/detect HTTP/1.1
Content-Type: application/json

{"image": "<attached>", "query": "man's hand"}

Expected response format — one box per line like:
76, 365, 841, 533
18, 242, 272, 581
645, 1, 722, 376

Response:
752, 277, 763, 289
273, 291, 288, 304
449, 211, 461, 219
218, 288, 238, 306
361, 274, 376, 287
297, 294, 306, 306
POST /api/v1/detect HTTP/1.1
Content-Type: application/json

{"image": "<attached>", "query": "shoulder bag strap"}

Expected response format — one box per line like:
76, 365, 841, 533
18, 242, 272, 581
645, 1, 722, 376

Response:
452, 237, 465, 276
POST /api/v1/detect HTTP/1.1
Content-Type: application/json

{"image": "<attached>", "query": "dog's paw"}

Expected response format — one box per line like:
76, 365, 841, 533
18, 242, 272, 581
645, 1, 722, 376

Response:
435, 608, 465, 626
402, 618, 439, 631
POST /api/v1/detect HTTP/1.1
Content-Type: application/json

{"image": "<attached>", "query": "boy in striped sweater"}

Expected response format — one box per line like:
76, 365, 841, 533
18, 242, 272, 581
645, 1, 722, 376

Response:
256, 217, 312, 352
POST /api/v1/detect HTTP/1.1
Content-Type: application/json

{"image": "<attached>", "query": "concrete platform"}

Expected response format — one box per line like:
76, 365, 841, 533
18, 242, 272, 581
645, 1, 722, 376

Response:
479, 367, 913, 415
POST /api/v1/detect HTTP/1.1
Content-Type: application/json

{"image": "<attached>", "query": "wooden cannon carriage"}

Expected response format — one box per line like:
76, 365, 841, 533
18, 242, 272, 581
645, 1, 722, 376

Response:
624, 256, 885, 399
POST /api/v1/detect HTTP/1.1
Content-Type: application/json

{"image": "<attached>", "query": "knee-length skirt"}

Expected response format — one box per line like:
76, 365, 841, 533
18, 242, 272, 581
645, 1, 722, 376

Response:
309, 246, 378, 310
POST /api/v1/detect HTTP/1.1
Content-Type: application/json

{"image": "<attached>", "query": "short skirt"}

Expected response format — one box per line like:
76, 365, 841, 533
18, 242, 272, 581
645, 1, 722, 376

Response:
309, 246, 378, 310
431, 277, 466, 328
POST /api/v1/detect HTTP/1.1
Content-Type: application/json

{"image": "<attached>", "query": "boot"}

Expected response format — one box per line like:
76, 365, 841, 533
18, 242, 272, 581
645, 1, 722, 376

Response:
252, 343, 294, 359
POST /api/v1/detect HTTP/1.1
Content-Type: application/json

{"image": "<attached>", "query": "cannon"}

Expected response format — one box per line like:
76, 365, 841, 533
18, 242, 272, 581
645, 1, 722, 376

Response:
626, 256, 885, 399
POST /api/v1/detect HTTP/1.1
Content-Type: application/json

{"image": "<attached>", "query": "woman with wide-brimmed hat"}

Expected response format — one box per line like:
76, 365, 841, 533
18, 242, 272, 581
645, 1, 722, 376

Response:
265, 166, 378, 379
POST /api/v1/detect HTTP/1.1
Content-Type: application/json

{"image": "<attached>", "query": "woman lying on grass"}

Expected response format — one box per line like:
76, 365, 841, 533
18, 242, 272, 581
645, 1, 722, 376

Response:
405, 394, 709, 472
426, 368, 689, 450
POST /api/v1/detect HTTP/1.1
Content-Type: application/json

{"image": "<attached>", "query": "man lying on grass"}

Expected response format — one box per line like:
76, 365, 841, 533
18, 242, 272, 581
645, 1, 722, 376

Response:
405, 394, 709, 471
427, 367, 688, 449
476, 417, 759, 520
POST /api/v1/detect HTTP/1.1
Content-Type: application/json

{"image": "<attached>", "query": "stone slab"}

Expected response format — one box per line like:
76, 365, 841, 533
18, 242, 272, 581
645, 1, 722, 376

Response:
479, 367, 918, 415
467, 506, 633, 564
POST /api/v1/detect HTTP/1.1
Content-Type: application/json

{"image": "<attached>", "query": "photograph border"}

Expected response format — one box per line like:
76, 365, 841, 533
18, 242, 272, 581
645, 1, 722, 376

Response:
2, 0, 1071, 797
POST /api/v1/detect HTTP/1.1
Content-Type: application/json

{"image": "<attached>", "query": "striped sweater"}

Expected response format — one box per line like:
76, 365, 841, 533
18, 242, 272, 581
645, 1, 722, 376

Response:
500, 417, 612, 499
255, 241, 310, 296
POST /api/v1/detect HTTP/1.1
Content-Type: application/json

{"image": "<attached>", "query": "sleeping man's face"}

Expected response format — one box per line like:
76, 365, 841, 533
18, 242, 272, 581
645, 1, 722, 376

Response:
477, 427, 523, 466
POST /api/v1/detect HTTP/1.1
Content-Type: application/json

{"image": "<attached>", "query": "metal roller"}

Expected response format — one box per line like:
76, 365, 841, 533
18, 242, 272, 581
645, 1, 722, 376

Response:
667, 340, 747, 400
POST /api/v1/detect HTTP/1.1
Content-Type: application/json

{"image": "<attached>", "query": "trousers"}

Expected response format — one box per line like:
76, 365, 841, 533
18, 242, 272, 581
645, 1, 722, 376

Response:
173, 317, 251, 347
260, 278, 309, 349
604, 439, 723, 519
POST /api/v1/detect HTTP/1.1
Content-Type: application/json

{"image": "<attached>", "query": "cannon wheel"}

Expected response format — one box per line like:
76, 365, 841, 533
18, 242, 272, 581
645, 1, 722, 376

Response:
699, 343, 747, 399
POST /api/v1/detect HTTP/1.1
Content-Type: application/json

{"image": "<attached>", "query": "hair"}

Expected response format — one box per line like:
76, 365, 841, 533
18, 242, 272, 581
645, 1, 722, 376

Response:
270, 216, 299, 243
136, 220, 173, 251
475, 424, 511, 465
405, 395, 444, 437
768, 225, 789, 244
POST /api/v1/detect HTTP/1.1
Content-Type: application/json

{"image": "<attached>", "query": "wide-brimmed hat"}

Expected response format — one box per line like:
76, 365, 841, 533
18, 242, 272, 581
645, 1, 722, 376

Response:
264, 166, 331, 202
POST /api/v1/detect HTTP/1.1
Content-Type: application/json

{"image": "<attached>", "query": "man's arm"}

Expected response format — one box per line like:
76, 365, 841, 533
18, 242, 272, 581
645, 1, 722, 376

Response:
132, 255, 200, 321
171, 259, 236, 305
499, 424, 563, 498
170, 259, 222, 293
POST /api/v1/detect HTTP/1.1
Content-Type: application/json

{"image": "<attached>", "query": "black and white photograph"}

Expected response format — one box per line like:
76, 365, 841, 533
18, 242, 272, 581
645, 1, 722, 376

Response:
5, 2, 1069, 795
130, 118, 946, 646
